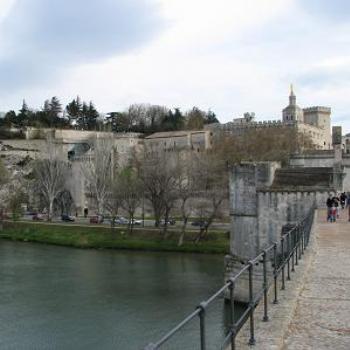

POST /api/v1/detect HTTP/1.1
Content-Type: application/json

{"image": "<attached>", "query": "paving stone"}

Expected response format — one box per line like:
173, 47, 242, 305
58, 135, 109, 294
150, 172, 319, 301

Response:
230, 210, 350, 349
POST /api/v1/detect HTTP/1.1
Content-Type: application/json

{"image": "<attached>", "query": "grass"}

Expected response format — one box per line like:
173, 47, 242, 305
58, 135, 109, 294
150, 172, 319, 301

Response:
0, 221, 230, 255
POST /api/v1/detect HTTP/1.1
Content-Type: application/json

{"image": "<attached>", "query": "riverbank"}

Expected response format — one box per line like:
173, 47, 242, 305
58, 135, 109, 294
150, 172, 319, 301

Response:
0, 221, 229, 254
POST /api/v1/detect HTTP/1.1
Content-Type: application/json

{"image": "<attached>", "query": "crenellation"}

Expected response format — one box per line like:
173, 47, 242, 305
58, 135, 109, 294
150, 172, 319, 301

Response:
206, 86, 332, 150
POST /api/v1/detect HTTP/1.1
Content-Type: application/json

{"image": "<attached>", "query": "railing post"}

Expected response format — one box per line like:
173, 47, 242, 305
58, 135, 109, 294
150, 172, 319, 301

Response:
248, 261, 256, 345
291, 229, 295, 272
298, 225, 302, 261
287, 232, 291, 281
198, 302, 207, 350
281, 237, 285, 290
300, 224, 305, 257
295, 227, 299, 266
229, 278, 236, 350
273, 242, 278, 304
262, 250, 269, 322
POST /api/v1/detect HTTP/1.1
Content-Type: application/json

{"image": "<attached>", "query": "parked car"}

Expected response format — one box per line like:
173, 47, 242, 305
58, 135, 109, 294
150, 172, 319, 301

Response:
191, 220, 207, 228
111, 216, 129, 225
129, 218, 142, 226
160, 218, 176, 226
32, 213, 44, 221
61, 214, 75, 222
90, 215, 104, 224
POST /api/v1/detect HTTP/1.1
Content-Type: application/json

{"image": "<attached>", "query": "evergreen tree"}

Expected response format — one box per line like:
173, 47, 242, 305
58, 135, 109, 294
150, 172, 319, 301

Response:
49, 96, 62, 125
80, 102, 89, 129
205, 110, 219, 124
66, 96, 82, 127
3, 110, 17, 127
17, 99, 30, 127
43, 99, 50, 114
186, 107, 205, 130
86, 101, 99, 130
172, 108, 185, 130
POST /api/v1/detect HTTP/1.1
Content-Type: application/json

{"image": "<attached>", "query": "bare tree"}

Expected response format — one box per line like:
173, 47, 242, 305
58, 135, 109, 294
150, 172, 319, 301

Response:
127, 104, 148, 131
118, 167, 143, 233
33, 137, 69, 221
192, 152, 229, 242
138, 149, 176, 228
173, 153, 196, 246
82, 137, 115, 215
106, 179, 122, 227
0, 158, 9, 230
215, 128, 315, 166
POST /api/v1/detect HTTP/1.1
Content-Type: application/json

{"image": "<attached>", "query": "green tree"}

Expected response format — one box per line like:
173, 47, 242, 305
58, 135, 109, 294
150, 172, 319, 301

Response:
205, 110, 219, 124
17, 99, 31, 127
3, 110, 17, 127
160, 108, 185, 131
186, 107, 206, 130
49, 96, 63, 127
66, 96, 83, 127
86, 101, 99, 130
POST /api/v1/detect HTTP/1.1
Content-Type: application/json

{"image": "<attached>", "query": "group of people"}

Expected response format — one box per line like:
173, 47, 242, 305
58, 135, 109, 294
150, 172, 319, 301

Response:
326, 192, 350, 222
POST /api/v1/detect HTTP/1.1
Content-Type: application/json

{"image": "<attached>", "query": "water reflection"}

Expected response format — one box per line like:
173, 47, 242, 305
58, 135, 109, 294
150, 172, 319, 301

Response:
0, 241, 242, 350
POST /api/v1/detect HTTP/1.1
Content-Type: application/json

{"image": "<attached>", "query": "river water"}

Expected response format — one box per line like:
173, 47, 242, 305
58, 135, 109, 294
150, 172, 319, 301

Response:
0, 241, 240, 350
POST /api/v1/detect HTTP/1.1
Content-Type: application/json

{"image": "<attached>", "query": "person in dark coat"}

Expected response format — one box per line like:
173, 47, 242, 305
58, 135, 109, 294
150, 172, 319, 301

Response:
347, 193, 350, 222
340, 192, 347, 209
326, 195, 333, 222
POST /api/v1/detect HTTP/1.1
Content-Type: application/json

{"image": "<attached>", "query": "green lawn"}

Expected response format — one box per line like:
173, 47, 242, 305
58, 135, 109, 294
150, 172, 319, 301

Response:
0, 221, 230, 254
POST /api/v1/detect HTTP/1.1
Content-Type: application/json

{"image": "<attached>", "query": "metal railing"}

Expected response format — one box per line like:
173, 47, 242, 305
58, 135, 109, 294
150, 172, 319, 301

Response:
144, 208, 315, 350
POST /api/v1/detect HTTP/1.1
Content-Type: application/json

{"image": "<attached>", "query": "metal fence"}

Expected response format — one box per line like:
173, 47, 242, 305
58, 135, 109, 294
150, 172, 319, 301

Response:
144, 208, 315, 350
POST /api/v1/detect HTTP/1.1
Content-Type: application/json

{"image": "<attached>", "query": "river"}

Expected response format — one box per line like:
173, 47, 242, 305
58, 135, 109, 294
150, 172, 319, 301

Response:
0, 241, 240, 350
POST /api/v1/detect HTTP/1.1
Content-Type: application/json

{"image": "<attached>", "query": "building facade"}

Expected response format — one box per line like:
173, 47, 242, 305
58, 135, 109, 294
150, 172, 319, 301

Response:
206, 86, 332, 150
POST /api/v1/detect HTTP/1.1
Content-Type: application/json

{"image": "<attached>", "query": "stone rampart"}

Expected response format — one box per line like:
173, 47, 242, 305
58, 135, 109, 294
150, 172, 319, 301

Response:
225, 161, 341, 302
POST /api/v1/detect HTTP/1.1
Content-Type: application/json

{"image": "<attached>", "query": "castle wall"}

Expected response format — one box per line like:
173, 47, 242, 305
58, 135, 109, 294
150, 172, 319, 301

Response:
226, 162, 335, 302
144, 130, 212, 152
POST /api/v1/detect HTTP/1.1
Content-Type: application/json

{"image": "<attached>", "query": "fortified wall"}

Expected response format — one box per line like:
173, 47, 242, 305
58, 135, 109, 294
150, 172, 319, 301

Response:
225, 159, 343, 302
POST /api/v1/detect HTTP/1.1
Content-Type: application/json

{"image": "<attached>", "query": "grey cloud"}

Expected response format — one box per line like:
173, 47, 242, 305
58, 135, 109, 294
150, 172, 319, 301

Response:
0, 0, 164, 91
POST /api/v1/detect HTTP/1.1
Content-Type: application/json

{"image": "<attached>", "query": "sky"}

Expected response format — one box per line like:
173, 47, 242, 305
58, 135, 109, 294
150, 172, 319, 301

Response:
0, 0, 350, 131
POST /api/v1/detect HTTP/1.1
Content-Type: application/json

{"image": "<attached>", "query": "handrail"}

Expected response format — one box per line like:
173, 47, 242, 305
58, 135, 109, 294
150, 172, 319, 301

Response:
144, 208, 315, 350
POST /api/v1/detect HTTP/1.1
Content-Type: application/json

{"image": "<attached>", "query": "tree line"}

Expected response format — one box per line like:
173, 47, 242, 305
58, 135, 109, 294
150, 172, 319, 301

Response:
0, 126, 315, 245
0, 97, 219, 134
0, 136, 228, 245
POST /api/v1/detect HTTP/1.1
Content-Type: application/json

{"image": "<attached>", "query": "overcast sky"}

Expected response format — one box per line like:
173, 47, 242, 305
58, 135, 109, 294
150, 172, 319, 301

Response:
1, 0, 350, 131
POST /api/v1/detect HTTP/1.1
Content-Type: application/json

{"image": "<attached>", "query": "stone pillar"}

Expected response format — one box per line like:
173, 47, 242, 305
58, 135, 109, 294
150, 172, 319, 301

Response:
229, 163, 259, 259
332, 126, 344, 191
225, 163, 276, 302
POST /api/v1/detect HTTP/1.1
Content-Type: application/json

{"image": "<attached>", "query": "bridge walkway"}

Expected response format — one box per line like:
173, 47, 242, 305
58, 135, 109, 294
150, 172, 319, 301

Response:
283, 209, 350, 349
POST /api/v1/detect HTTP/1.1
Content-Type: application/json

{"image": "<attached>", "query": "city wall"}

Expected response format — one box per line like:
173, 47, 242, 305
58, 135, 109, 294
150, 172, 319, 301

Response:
225, 162, 338, 302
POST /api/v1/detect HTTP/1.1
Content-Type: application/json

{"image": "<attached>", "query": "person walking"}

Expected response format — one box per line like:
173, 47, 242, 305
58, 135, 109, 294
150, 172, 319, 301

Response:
347, 194, 350, 222
331, 204, 337, 222
326, 195, 333, 222
340, 192, 347, 209
332, 194, 340, 219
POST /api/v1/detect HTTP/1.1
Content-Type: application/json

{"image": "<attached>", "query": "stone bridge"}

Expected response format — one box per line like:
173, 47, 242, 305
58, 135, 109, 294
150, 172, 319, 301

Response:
225, 160, 342, 303
234, 209, 350, 349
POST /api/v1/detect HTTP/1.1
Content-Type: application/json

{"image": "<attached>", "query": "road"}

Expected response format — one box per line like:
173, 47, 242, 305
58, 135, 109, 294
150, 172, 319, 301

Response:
20, 215, 230, 231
